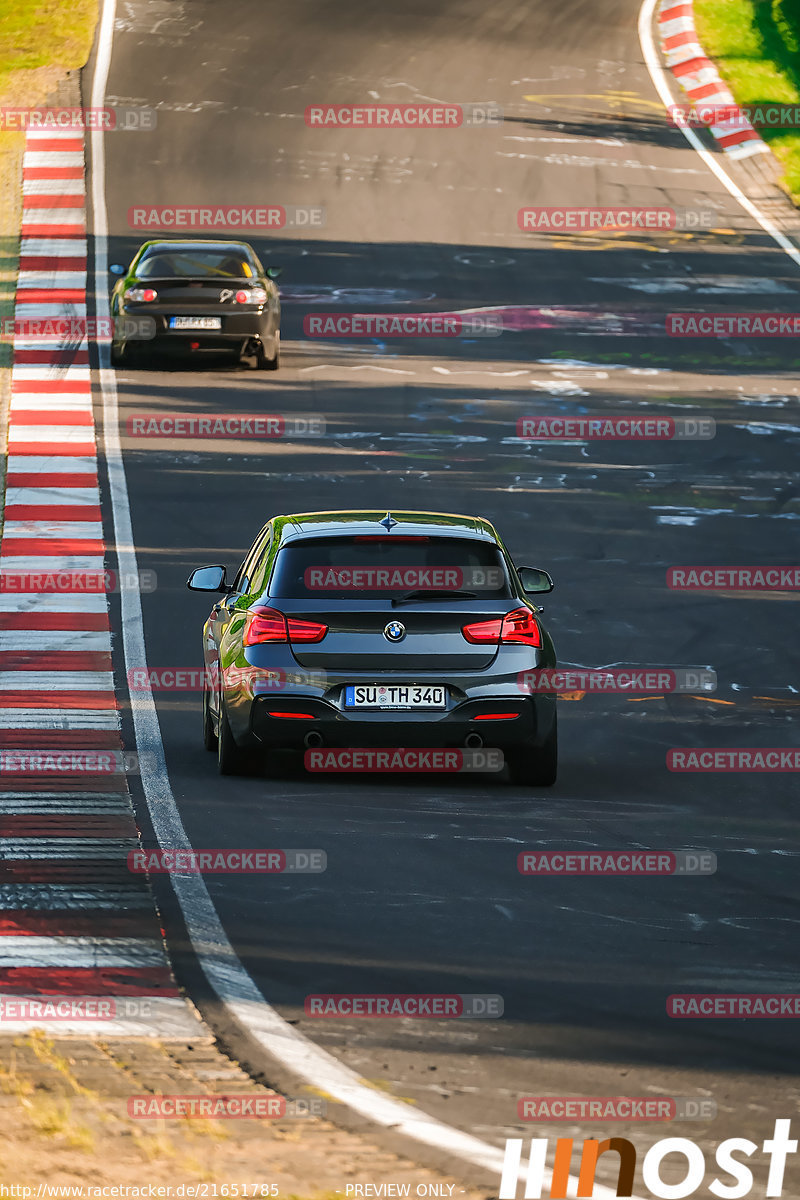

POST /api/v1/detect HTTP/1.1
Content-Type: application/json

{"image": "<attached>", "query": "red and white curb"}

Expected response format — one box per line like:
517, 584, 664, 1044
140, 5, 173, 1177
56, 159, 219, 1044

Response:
658, 0, 770, 159
1, 127, 200, 1037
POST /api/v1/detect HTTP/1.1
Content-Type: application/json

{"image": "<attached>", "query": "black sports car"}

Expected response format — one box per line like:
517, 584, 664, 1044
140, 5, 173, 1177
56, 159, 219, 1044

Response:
109, 239, 281, 368
187, 510, 558, 786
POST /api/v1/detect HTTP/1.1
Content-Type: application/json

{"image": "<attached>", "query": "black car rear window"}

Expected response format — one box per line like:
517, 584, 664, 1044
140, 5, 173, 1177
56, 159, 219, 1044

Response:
269, 535, 511, 599
136, 250, 254, 279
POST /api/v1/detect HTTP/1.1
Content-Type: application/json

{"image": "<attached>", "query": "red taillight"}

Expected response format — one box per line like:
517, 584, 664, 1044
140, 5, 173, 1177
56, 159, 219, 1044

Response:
124, 286, 158, 302
234, 287, 267, 304
461, 607, 541, 648
243, 606, 327, 646
286, 616, 328, 643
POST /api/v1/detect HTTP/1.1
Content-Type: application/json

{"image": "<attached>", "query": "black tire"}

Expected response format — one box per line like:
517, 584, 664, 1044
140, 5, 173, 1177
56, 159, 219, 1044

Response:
217, 698, 260, 776
262, 330, 280, 370
202, 685, 218, 752
507, 715, 558, 787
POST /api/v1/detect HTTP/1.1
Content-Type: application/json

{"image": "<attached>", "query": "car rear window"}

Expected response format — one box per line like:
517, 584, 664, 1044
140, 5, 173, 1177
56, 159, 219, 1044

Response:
268, 536, 511, 599
137, 250, 253, 279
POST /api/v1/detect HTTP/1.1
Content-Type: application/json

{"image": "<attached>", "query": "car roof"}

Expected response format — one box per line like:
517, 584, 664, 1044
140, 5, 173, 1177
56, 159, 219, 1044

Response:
136, 240, 256, 256
273, 510, 499, 545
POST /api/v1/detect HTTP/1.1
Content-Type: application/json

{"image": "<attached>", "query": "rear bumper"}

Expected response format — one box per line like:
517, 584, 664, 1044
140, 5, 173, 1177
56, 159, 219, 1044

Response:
118, 308, 272, 348
249, 692, 555, 750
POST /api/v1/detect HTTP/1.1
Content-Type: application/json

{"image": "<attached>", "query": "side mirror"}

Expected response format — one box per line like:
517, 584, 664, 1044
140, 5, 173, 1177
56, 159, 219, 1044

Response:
109, 264, 126, 275
518, 566, 553, 594
266, 267, 282, 280
187, 565, 228, 592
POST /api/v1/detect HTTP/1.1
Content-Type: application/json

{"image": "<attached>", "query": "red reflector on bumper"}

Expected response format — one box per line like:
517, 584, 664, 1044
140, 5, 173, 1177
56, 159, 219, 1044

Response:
266, 711, 315, 719
472, 712, 520, 721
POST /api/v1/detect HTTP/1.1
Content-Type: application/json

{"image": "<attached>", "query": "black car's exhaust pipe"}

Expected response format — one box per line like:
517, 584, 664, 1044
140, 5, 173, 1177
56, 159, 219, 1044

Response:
304, 730, 323, 749
464, 732, 483, 749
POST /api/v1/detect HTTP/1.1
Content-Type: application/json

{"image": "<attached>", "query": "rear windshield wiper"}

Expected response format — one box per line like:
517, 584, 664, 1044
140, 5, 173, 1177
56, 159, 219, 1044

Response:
392, 589, 478, 606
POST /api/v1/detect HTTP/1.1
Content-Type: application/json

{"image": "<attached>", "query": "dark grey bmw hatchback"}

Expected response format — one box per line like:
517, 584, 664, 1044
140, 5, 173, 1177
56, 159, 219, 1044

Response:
187, 510, 558, 786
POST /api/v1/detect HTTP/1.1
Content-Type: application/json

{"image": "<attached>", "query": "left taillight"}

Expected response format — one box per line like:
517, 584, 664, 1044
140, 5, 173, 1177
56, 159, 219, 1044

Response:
124, 286, 157, 302
243, 606, 327, 646
461, 607, 541, 648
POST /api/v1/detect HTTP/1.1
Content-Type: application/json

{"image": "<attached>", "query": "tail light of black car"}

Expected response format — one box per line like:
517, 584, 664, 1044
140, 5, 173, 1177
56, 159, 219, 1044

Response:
243, 606, 327, 646
124, 287, 158, 302
461, 607, 541, 648
234, 287, 268, 304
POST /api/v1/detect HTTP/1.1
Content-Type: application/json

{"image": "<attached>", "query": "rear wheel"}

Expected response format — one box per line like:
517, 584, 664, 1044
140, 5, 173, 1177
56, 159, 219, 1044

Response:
202, 684, 218, 752
507, 715, 558, 787
217, 698, 261, 776
262, 330, 280, 371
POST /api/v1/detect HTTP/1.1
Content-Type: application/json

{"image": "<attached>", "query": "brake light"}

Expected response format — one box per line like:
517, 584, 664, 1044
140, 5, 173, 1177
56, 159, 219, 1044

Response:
353, 536, 430, 543
461, 607, 541, 648
235, 287, 267, 305
243, 606, 327, 646
124, 287, 157, 302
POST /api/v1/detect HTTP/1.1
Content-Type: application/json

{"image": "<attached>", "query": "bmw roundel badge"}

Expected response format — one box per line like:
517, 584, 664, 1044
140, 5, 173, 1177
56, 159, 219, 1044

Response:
383, 620, 406, 643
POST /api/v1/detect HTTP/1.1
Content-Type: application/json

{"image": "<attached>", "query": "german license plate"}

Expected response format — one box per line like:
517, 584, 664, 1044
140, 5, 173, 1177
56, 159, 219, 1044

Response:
344, 684, 446, 710
169, 316, 222, 330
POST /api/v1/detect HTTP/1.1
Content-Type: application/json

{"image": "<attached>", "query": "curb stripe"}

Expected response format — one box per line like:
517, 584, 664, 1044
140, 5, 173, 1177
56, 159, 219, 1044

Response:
1, 129, 199, 1036
657, 0, 771, 157
0, 968, 179, 995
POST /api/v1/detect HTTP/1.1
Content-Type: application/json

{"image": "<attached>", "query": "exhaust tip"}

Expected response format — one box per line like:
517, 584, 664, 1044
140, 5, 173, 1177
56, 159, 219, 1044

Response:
464, 732, 483, 749
304, 730, 323, 749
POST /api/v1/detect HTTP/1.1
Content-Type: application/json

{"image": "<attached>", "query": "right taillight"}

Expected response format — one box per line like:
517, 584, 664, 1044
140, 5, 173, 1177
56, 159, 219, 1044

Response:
243, 606, 327, 646
462, 607, 540, 648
